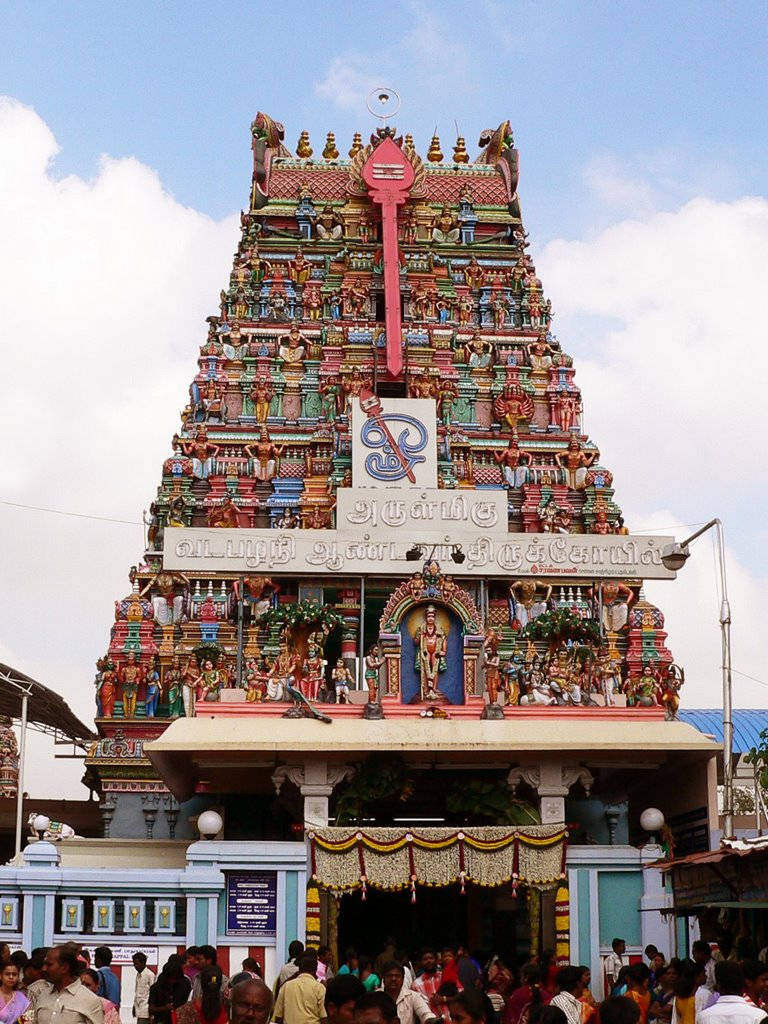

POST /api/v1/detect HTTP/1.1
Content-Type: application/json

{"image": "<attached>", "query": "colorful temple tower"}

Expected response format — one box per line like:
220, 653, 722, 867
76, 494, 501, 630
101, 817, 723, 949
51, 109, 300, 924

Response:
81, 111, 715, 958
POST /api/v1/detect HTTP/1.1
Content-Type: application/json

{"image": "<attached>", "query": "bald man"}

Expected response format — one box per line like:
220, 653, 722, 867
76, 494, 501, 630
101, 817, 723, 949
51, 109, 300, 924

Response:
230, 977, 273, 1024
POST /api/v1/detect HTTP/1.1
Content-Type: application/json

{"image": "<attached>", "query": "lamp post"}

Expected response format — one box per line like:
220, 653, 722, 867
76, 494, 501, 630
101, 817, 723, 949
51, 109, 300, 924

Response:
661, 518, 733, 841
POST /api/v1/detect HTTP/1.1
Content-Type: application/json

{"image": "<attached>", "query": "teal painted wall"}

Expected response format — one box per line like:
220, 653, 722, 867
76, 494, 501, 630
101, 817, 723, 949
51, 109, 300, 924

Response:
284, 872, 299, 960
577, 871, 592, 966
31, 895, 46, 948
218, 891, 227, 938
597, 871, 643, 947
195, 899, 209, 945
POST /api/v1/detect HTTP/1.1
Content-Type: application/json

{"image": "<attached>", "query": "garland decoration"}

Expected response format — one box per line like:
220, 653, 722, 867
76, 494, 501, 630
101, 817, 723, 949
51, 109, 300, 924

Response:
308, 825, 567, 897
521, 608, 600, 646
264, 601, 342, 631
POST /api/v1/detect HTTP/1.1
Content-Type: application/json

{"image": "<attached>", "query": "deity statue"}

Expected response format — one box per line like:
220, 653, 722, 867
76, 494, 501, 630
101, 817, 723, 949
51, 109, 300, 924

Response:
659, 664, 684, 719
501, 650, 525, 705
483, 629, 502, 705
178, 427, 220, 480
520, 655, 556, 705
235, 575, 280, 620
250, 376, 274, 422
302, 282, 323, 320
365, 645, 384, 704
509, 581, 551, 629
267, 646, 299, 701
596, 652, 621, 707
196, 659, 223, 702
556, 439, 598, 489
463, 256, 485, 290
314, 203, 344, 240
592, 506, 615, 535
414, 605, 448, 701
276, 507, 300, 529
332, 659, 354, 704
118, 652, 144, 719
244, 657, 268, 703
342, 278, 369, 317
278, 323, 308, 366
526, 337, 553, 375
303, 643, 327, 701
431, 204, 460, 243
401, 206, 418, 244
207, 495, 243, 529
588, 581, 635, 634
165, 656, 185, 717
409, 280, 431, 320
201, 379, 228, 423
437, 380, 458, 426
358, 209, 373, 243
539, 496, 572, 534
182, 657, 199, 718
435, 296, 453, 323
493, 385, 534, 431
328, 291, 343, 319
288, 247, 311, 285
245, 426, 284, 482
341, 366, 369, 412
492, 293, 510, 329
145, 661, 162, 717
556, 389, 581, 433
140, 570, 188, 626
303, 504, 334, 529
95, 656, 117, 718
456, 295, 474, 325
465, 333, 495, 368
319, 375, 343, 422
494, 436, 531, 487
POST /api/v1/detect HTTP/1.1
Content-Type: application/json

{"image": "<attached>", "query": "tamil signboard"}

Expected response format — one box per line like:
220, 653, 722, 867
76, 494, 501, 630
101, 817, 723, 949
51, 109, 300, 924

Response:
164, 527, 676, 579
336, 488, 508, 533
226, 872, 277, 936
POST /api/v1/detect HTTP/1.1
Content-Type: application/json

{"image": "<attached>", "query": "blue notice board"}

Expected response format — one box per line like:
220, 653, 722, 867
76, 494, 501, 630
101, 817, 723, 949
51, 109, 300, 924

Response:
226, 872, 278, 936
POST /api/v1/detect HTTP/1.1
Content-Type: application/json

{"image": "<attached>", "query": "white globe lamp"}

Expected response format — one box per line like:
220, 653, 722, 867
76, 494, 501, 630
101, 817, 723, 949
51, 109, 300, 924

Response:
639, 807, 665, 844
197, 810, 223, 840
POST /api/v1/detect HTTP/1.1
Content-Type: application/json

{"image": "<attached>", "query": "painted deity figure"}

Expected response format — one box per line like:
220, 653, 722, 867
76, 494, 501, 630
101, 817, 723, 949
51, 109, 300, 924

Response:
288, 247, 311, 285
245, 426, 284, 482
492, 293, 510, 329
319, 375, 343, 422
556, 439, 598, 490
597, 653, 621, 707
660, 664, 684, 719
341, 366, 368, 412
410, 280, 431, 320
463, 256, 485, 290
520, 655, 556, 705
509, 581, 552, 629
501, 650, 525, 705
456, 295, 474, 325
494, 437, 531, 488
145, 661, 162, 717
118, 652, 143, 719
95, 656, 117, 718
526, 337, 554, 375
207, 495, 242, 528
483, 629, 502, 705
303, 644, 327, 701
182, 657, 199, 718
493, 385, 534, 431
432, 204, 460, 243
343, 278, 369, 317
556, 390, 581, 433
465, 332, 494, 368
197, 659, 223, 702
332, 659, 354, 703
437, 380, 458, 426
276, 507, 300, 529
435, 297, 453, 323
414, 604, 448, 702
314, 203, 344, 240
244, 657, 267, 703
179, 427, 220, 480
401, 206, 418, 244
278, 324, 308, 366
365, 645, 384, 704
589, 581, 635, 633
250, 376, 274, 422
165, 656, 185, 717
358, 209, 373, 243
267, 646, 298, 701
303, 282, 323, 320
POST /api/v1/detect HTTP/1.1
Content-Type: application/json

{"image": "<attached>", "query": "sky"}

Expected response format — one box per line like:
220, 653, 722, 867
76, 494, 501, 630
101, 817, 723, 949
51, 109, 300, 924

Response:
0, 0, 767, 799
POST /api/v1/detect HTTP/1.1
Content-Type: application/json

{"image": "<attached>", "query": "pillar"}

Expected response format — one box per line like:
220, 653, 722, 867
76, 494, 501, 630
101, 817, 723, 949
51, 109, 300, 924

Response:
507, 761, 594, 824
272, 761, 355, 827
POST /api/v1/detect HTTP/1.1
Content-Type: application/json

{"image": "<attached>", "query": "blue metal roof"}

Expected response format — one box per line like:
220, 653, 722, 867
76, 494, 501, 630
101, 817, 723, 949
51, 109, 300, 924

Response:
679, 710, 768, 754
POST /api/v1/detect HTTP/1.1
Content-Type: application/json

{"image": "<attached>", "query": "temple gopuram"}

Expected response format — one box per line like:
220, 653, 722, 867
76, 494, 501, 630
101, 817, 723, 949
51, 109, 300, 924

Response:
59, 110, 719, 974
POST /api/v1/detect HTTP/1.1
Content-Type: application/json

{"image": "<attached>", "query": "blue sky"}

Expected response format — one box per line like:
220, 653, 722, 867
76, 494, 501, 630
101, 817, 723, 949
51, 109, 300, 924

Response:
3, 0, 767, 241
1, 0, 768, 794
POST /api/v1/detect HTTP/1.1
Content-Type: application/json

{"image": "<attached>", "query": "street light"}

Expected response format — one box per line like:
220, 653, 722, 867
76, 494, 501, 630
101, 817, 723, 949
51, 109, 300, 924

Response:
197, 809, 223, 840
661, 518, 733, 841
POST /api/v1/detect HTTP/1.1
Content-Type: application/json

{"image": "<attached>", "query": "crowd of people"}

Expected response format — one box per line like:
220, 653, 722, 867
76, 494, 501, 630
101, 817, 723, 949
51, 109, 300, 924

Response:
0, 936, 765, 1024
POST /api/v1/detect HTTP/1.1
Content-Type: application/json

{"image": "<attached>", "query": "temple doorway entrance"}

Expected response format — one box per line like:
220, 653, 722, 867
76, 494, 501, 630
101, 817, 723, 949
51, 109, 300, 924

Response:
335, 881, 531, 959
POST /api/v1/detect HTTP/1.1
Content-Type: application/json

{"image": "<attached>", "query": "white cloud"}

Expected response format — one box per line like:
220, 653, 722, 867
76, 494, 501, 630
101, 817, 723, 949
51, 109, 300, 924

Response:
315, 58, 382, 113
0, 96, 237, 797
539, 194, 768, 709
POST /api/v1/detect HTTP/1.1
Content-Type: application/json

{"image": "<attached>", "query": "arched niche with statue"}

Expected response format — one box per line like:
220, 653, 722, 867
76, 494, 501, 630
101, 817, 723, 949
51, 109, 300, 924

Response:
378, 562, 484, 707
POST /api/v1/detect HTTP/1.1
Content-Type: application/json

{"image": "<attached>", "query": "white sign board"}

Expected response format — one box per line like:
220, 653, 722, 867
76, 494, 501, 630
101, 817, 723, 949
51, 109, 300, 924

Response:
336, 488, 508, 534
163, 527, 676, 579
351, 397, 437, 488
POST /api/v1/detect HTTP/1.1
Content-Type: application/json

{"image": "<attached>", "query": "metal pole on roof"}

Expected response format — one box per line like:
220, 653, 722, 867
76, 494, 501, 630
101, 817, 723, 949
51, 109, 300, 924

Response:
14, 691, 29, 859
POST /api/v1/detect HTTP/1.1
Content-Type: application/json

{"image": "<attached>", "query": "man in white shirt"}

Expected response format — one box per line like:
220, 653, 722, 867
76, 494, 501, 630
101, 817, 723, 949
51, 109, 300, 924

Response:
604, 939, 628, 998
380, 963, 437, 1024
550, 967, 585, 1024
132, 952, 154, 1024
697, 962, 765, 1024
37, 945, 104, 1024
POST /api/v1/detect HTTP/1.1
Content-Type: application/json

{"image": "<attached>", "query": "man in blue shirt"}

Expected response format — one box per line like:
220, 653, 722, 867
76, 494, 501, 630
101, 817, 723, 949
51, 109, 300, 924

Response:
94, 946, 121, 1007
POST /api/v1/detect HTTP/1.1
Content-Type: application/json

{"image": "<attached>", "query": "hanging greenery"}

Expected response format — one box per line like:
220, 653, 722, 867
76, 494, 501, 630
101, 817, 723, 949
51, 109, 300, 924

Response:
263, 601, 342, 631
521, 608, 600, 647
191, 641, 225, 665
445, 777, 541, 826
334, 754, 414, 826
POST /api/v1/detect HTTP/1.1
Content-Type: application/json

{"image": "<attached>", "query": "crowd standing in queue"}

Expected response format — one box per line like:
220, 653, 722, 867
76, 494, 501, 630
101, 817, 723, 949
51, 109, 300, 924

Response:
0, 933, 764, 1024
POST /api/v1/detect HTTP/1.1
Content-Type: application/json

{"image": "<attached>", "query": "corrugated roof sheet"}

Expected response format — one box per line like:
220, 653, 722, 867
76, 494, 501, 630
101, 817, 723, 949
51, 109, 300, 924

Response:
679, 709, 768, 754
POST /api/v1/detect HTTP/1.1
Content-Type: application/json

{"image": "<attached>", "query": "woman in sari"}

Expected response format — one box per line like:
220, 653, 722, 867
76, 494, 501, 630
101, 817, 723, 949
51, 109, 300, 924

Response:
0, 964, 30, 1024
80, 969, 120, 1024
173, 966, 227, 1024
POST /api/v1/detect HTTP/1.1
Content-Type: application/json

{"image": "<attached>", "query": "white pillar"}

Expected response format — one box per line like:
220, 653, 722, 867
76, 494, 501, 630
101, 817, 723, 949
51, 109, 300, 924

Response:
507, 760, 594, 824
272, 761, 355, 827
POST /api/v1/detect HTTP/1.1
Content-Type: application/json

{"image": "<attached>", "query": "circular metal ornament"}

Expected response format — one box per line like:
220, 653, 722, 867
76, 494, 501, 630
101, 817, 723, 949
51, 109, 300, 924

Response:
366, 87, 401, 121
